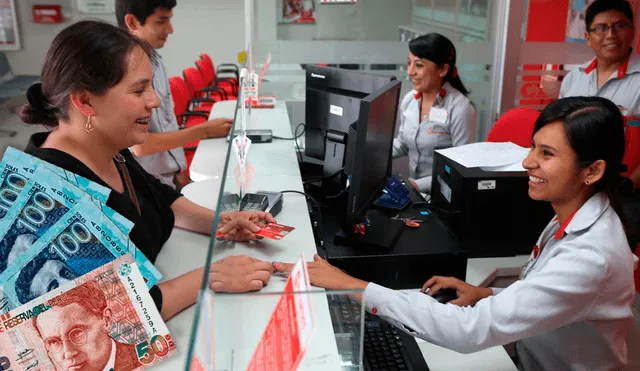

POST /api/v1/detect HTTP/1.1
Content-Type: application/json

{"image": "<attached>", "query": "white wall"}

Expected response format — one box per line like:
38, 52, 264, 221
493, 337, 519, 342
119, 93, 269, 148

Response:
276, 0, 412, 41
161, 0, 245, 76
5, 0, 245, 77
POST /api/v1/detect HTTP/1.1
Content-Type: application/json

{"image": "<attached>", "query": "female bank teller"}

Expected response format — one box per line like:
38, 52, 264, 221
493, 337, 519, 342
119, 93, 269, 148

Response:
276, 97, 636, 370
19, 21, 276, 321
394, 33, 476, 192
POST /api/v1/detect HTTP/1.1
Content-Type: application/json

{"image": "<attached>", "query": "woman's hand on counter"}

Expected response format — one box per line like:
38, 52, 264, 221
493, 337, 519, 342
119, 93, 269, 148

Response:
273, 254, 369, 291
217, 211, 276, 241
209, 255, 274, 292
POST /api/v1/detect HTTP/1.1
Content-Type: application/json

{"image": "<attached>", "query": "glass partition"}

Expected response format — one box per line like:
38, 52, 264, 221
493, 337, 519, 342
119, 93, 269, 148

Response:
183, 1, 511, 369
188, 290, 365, 371
184, 4, 371, 367
253, 0, 507, 141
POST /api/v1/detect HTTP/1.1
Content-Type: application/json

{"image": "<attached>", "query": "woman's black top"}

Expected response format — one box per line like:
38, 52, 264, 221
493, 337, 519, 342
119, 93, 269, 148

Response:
25, 132, 182, 310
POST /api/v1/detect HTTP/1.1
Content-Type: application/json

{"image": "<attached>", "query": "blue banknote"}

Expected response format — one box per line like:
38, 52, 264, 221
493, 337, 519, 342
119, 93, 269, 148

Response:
3, 146, 110, 203
0, 165, 83, 282
0, 151, 32, 221
0, 197, 161, 311
0, 147, 132, 234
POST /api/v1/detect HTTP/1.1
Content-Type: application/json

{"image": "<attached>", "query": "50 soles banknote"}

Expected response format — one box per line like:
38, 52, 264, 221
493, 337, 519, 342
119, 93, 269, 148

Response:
0, 254, 175, 371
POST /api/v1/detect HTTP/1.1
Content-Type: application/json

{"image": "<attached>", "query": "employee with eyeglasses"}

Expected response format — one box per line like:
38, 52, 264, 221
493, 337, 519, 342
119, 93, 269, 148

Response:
559, 0, 640, 249
560, 0, 639, 105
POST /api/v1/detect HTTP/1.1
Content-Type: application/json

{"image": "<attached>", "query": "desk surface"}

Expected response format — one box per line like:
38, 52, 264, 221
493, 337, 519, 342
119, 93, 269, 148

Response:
151, 177, 520, 371
155, 97, 519, 370
189, 101, 299, 182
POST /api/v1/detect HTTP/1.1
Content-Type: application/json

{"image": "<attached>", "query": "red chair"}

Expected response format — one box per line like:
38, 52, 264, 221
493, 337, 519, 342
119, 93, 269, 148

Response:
168, 76, 211, 126
487, 108, 541, 148
183, 66, 228, 103
196, 57, 237, 97
200, 53, 238, 85
168, 76, 209, 166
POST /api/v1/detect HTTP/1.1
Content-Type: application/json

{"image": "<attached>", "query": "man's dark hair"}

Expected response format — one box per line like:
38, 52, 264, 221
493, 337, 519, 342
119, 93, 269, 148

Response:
115, 0, 177, 28
585, 0, 634, 30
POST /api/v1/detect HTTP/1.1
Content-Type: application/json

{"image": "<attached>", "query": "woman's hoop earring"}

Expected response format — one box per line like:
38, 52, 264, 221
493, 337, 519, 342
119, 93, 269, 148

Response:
84, 115, 93, 134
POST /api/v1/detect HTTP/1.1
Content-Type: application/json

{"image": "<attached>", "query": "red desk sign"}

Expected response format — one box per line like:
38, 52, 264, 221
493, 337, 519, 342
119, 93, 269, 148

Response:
247, 255, 315, 371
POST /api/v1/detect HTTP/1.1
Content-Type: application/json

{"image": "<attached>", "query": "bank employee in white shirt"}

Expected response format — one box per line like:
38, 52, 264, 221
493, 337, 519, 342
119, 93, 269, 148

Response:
559, 0, 640, 249
394, 33, 476, 192
276, 97, 636, 370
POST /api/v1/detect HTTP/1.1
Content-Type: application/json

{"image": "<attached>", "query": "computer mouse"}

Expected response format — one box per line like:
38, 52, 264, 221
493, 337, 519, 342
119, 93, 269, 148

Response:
427, 288, 458, 304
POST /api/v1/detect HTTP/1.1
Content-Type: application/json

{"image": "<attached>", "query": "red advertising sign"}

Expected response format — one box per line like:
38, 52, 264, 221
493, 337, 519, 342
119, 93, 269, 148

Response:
247, 256, 315, 371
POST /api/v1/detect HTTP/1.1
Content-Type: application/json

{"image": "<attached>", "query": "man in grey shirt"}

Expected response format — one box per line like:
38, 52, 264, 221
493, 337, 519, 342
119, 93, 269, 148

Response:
559, 0, 640, 248
116, 0, 232, 188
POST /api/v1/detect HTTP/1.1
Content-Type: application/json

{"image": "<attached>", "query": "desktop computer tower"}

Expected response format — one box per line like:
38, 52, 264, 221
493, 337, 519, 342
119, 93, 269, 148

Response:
430, 151, 555, 258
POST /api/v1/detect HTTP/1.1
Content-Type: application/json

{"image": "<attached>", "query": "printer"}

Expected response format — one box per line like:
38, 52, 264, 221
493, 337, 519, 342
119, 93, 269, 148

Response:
430, 145, 555, 258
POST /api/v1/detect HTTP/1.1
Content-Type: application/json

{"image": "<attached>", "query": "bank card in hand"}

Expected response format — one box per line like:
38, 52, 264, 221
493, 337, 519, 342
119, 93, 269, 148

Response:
255, 223, 295, 240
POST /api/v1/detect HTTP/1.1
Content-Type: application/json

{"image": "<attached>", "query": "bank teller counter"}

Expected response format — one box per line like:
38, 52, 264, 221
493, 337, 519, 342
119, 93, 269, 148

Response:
149, 81, 523, 370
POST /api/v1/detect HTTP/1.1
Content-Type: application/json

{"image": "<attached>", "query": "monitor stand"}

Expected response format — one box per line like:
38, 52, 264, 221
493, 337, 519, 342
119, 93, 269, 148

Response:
333, 211, 405, 251
322, 131, 348, 194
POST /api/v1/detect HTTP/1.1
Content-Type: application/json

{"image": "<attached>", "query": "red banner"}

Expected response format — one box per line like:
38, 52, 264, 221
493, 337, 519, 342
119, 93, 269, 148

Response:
526, 0, 639, 49
526, 0, 571, 42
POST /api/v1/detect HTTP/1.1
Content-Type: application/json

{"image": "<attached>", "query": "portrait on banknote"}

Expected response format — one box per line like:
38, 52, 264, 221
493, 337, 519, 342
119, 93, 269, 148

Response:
0, 256, 175, 371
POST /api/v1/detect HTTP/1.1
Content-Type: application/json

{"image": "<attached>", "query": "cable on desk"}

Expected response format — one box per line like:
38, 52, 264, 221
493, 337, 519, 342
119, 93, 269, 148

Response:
273, 123, 305, 163
273, 123, 305, 140
280, 190, 326, 249
302, 167, 345, 184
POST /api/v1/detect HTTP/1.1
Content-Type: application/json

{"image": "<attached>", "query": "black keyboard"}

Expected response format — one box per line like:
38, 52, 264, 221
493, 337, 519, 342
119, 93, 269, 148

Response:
327, 295, 430, 371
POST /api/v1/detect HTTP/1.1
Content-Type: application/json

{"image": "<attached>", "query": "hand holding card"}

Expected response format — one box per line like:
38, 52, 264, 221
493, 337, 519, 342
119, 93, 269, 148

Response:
255, 223, 295, 240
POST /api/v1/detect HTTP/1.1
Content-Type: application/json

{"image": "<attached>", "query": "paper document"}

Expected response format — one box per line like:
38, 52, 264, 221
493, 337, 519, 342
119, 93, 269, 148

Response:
480, 162, 527, 172
435, 142, 530, 168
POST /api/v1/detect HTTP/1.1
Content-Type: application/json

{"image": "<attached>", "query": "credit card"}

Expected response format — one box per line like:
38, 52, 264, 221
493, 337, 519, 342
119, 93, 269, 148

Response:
255, 223, 295, 240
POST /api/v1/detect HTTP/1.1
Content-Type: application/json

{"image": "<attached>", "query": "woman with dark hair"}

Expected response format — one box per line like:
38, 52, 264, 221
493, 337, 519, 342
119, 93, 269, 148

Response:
277, 97, 636, 370
19, 20, 276, 320
393, 33, 476, 192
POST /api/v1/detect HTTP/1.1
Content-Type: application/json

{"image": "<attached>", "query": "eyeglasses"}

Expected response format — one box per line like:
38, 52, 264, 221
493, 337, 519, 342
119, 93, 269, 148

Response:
44, 328, 87, 353
588, 22, 633, 35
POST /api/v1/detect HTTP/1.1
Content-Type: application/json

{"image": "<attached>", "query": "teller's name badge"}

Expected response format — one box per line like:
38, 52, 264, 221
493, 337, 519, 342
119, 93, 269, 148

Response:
429, 107, 448, 124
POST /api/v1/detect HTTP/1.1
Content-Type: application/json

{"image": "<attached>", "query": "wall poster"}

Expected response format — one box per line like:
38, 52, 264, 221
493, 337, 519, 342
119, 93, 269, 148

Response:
282, 0, 316, 24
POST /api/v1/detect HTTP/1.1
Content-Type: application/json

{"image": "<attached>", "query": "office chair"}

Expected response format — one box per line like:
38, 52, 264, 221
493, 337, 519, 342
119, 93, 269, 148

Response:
168, 76, 212, 124
622, 116, 640, 178
486, 107, 540, 148
200, 53, 239, 85
0, 53, 40, 98
0, 53, 41, 137
168, 76, 210, 167
195, 57, 237, 98
183, 66, 229, 103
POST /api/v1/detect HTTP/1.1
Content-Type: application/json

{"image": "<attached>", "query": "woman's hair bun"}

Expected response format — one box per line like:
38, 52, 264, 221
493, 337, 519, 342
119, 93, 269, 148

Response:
18, 83, 59, 127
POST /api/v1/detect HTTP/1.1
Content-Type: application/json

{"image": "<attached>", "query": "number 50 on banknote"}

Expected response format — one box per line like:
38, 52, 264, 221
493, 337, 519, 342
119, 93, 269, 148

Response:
0, 254, 176, 371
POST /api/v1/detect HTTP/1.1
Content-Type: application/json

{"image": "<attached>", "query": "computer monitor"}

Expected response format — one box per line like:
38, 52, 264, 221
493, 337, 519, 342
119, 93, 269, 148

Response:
344, 80, 402, 226
304, 65, 396, 188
